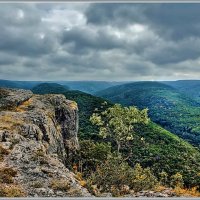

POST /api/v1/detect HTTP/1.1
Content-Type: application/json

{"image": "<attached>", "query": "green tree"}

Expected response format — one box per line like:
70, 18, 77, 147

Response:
90, 104, 149, 154
75, 140, 111, 175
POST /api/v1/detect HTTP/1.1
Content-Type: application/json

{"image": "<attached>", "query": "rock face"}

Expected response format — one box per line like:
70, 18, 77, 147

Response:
0, 88, 91, 197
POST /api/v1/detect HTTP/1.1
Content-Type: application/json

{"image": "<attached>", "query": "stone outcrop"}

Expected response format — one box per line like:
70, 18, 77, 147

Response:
0, 88, 91, 197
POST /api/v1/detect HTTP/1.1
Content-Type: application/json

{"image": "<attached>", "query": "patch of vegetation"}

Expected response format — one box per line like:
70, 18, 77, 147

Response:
0, 88, 9, 99
15, 98, 33, 112
74, 140, 112, 177
0, 113, 23, 130
0, 184, 26, 197
0, 167, 17, 184
173, 186, 200, 197
127, 122, 200, 188
87, 155, 157, 196
0, 145, 10, 161
73, 104, 200, 196
50, 179, 71, 191
31, 181, 43, 188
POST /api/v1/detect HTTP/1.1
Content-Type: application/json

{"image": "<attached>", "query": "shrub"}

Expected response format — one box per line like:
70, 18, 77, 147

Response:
170, 172, 184, 188
87, 155, 157, 196
173, 187, 200, 197
159, 171, 168, 186
129, 163, 158, 192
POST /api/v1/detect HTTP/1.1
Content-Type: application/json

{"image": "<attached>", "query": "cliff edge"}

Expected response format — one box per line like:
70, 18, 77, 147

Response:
0, 88, 91, 197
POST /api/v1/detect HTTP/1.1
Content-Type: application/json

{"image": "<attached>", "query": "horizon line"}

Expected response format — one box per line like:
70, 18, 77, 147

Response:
1, 79, 200, 82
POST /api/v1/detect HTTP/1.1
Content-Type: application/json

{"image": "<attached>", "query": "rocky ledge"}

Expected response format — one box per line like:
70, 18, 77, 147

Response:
0, 88, 91, 197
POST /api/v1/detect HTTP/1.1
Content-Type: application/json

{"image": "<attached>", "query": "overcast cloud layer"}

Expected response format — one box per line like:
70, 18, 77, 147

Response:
0, 3, 200, 81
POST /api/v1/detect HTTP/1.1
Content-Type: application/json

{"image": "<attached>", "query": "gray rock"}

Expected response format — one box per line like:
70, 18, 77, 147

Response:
0, 88, 91, 197
0, 88, 33, 110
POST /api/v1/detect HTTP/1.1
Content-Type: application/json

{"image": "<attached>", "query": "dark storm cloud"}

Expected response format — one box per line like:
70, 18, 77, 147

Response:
86, 3, 200, 40
0, 53, 18, 65
0, 29, 57, 57
0, 4, 57, 57
142, 37, 200, 65
61, 27, 125, 53
86, 4, 143, 27
86, 3, 200, 65
0, 3, 200, 81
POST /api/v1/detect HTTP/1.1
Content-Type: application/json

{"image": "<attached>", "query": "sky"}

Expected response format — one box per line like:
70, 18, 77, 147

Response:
0, 3, 200, 81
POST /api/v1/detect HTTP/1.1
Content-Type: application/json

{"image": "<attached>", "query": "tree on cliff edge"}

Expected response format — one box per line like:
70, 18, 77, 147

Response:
90, 104, 149, 154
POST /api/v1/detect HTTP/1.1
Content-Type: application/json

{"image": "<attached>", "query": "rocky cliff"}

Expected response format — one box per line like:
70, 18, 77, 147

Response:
0, 88, 91, 197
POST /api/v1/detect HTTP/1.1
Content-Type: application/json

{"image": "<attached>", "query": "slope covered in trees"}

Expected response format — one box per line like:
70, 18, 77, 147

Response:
163, 80, 200, 103
77, 104, 200, 195
96, 81, 200, 147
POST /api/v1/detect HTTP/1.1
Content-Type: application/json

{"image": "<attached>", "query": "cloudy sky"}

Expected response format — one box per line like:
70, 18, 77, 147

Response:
0, 3, 200, 81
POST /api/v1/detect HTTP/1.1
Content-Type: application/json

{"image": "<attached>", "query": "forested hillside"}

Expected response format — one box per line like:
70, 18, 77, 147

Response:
96, 81, 200, 147
32, 83, 69, 94
163, 80, 200, 103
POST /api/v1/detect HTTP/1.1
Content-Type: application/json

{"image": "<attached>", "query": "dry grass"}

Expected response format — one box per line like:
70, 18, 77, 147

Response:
0, 184, 26, 197
0, 114, 23, 130
50, 179, 71, 191
15, 99, 32, 112
67, 188, 83, 196
0, 167, 17, 184
31, 181, 43, 188
154, 185, 166, 192
74, 172, 87, 187
69, 101, 78, 110
173, 187, 200, 197
0, 145, 10, 161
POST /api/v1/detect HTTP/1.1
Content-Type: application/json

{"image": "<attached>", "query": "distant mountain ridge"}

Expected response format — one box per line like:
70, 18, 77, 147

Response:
163, 80, 200, 103
1, 79, 200, 97
0, 79, 124, 94
32, 83, 69, 94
